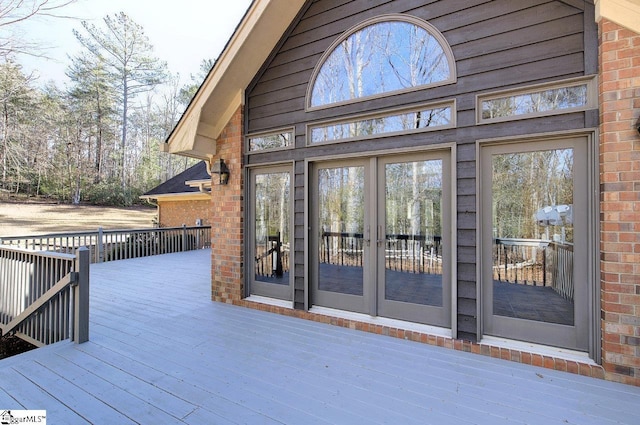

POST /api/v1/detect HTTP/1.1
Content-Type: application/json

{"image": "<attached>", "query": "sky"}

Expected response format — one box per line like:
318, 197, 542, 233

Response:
14, 0, 253, 86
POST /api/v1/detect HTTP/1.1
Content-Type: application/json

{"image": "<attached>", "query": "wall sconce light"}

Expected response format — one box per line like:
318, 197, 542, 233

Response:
210, 158, 230, 185
636, 116, 640, 137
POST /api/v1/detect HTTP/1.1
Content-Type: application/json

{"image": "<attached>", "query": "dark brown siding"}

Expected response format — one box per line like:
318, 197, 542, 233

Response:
245, 0, 597, 340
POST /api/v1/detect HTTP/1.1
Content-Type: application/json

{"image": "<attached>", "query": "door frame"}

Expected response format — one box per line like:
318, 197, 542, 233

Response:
246, 163, 295, 301
476, 130, 599, 357
305, 144, 457, 332
375, 152, 452, 327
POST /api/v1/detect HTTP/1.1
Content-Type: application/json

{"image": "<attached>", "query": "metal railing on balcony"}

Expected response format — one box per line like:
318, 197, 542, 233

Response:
493, 238, 574, 301
255, 233, 290, 278
319, 231, 443, 274
0, 225, 212, 264
0, 246, 89, 347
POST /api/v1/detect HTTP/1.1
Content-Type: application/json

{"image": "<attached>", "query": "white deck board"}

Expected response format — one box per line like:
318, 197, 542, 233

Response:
1, 250, 639, 424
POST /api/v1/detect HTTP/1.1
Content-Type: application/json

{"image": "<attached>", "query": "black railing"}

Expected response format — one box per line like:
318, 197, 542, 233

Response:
255, 232, 290, 277
321, 231, 364, 267
320, 232, 443, 274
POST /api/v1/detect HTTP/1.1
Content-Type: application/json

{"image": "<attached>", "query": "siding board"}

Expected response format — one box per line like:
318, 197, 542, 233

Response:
245, 0, 597, 341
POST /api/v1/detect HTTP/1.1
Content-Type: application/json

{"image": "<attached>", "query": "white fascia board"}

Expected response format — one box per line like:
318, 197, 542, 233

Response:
596, 0, 640, 33
166, 0, 306, 159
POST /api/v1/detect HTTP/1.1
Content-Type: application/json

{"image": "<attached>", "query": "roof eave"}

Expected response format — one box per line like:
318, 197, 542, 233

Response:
595, 0, 640, 32
164, 0, 306, 160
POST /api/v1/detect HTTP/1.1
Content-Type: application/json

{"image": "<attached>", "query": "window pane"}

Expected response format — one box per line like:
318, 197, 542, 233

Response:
481, 84, 588, 121
255, 172, 290, 285
318, 166, 365, 295
491, 149, 574, 325
311, 20, 451, 107
385, 160, 443, 306
310, 106, 451, 143
249, 132, 292, 151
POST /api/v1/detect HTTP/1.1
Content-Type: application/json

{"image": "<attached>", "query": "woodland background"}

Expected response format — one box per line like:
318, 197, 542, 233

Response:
0, 0, 207, 206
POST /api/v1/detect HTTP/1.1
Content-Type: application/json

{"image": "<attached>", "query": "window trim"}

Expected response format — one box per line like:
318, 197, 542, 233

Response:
305, 14, 457, 112
246, 163, 295, 301
306, 100, 456, 146
246, 127, 295, 154
475, 76, 598, 125
476, 129, 599, 360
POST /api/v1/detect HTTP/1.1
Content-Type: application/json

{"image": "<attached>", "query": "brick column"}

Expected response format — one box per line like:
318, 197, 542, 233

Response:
598, 18, 640, 386
211, 105, 244, 303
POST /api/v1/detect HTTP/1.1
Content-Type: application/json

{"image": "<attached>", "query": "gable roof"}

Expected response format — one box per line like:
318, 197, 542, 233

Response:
143, 161, 210, 197
163, 0, 307, 160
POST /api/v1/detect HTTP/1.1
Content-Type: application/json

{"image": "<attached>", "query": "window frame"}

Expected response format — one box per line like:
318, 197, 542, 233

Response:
306, 100, 456, 146
476, 76, 598, 125
476, 130, 599, 359
246, 127, 295, 154
305, 14, 457, 112
246, 163, 295, 302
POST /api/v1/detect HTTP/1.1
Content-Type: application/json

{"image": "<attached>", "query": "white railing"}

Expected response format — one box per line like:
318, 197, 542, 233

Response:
0, 246, 89, 347
0, 225, 212, 264
493, 238, 574, 301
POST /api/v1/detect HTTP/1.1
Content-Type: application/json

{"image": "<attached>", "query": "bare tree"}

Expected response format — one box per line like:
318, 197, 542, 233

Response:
73, 12, 168, 192
0, 0, 76, 58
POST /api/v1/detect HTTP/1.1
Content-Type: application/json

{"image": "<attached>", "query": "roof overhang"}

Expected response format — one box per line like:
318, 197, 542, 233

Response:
140, 192, 211, 202
185, 179, 213, 193
164, 0, 307, 160
595, 0, 640, 33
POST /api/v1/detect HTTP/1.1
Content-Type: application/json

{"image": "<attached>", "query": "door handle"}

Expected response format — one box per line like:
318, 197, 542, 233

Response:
364, 225, 371, 246
377, 225, 385, 246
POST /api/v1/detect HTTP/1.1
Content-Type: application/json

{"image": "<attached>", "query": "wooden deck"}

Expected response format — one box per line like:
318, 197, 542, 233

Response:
1, 250, 639, 424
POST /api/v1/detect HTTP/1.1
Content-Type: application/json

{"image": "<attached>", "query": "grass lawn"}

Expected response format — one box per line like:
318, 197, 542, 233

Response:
0, 201, 157, 237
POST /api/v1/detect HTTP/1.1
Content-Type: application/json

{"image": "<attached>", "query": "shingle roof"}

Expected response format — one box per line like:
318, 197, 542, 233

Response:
143, 161, 210, 196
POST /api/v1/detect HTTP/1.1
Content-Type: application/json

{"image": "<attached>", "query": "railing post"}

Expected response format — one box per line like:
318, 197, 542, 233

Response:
182, 224, 187, 252
97, 227, 104, 263
73, 247, 90, 343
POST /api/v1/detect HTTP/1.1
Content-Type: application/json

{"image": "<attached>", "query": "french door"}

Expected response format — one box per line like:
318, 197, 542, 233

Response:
480, 136, 591, 351
311, 152, 451, 327
248, 166, 292, 300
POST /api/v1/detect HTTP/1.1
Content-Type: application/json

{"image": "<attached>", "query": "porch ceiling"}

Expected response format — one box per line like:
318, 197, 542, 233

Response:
164, 0, 306, 160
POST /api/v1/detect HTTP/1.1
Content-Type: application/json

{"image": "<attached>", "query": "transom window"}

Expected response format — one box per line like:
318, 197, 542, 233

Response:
477, 76, 597, 124
247, 129, 294, 152
309, 101, 454, 144
307, 15, 456, 109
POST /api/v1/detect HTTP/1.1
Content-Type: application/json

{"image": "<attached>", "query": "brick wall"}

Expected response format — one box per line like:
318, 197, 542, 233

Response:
599, 18, 640, 386
158, 198, 211, 228
211, 105, 245, 303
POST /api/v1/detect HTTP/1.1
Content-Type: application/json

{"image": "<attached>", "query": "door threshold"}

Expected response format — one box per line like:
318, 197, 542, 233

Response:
245, 295, 293, 309
480, 335, 595, 365
309, 306, 452, 339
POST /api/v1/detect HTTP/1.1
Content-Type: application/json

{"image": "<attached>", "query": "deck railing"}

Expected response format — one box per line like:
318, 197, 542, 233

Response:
493, 238, 574, 300
0, 225, 212, 264
320, 232, 443, 274
255, 233, 290, 278
0, 246, 89, 347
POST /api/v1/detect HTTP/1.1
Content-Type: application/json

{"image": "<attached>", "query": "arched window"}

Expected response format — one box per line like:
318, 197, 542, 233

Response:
307, 15, 456, 110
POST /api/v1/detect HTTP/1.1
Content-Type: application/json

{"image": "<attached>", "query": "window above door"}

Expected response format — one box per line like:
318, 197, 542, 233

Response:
307, 14, 456, 111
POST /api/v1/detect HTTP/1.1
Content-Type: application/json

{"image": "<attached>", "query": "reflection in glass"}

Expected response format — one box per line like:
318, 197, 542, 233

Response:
249, 131, 292, 151
310, 106, 451, 144
318, 166, 364, 295
491, 149, 574, 325
481, 84, 588, 121
311, 20, 451, 107
255, 172, 290, 285
385, 160, 443, 306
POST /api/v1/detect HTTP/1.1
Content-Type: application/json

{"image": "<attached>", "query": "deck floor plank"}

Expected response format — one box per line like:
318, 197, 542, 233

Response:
1, 250, 639, 424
